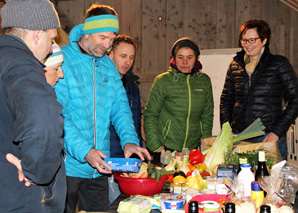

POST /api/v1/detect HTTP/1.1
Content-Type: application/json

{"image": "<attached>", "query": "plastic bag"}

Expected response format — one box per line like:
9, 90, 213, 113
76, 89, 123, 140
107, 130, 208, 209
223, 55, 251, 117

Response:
260, 160, 298, 205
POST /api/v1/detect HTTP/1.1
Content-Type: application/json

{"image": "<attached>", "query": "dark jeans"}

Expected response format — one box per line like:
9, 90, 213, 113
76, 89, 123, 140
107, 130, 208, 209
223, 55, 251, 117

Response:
248, 134, 287, 160
65, 175, 109, 213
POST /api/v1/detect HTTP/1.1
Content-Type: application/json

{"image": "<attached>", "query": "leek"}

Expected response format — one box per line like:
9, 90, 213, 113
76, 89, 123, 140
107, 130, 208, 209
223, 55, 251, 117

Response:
232, 118, 265, 143
203, 118, 265, 170
204, 122, 233, 170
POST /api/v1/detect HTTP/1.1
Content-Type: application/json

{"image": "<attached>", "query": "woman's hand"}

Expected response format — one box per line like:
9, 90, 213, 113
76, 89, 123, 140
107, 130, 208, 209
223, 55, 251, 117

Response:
263, 132, 279, 142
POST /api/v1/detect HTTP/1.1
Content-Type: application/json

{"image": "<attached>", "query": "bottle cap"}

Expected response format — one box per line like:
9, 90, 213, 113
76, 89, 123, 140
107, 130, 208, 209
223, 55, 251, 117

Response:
251, 181, 262, 191
239, 158, 247, 164
225, 202, 235, 212
260, 204, 271, 212
189, 201, 198, 212
259, 151, 266, 162
240, 163, 251, 168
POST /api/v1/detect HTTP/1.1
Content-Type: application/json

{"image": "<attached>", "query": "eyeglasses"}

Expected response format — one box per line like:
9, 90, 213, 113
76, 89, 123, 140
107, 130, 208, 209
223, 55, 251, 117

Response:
240, 37, 260, 44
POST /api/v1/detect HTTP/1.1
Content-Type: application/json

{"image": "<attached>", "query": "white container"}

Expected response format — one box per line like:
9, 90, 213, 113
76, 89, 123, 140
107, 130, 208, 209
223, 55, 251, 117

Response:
215, 184, 229, 195
237, 164, 255, 197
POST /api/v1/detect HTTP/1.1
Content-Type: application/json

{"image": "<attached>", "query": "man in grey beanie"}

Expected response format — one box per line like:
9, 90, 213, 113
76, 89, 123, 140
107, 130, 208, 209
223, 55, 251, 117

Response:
0, 0, 66, 212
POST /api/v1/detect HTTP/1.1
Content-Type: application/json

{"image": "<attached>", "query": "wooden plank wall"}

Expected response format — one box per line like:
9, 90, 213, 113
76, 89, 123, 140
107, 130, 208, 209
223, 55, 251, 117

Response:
57, 0, 298, 107
0, 2, 4, 34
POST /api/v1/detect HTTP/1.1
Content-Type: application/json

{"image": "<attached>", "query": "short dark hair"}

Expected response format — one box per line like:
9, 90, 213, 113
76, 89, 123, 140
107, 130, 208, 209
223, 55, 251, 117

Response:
84, 4, 118, 19
112, 34, 136, 51
238, 19, 271, 47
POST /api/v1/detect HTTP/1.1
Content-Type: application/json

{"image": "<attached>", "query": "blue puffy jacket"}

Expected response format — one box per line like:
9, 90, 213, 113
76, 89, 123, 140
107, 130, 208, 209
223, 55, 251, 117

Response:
110, 70, 142, 157
55, 25, 139, 179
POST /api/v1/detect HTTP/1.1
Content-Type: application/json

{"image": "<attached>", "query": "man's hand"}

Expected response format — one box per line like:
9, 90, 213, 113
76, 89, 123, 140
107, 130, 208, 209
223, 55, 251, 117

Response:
6, 153, 33, 187
85, 149, 112, 174
124, 143, 152, 161
263, 132, 279, 142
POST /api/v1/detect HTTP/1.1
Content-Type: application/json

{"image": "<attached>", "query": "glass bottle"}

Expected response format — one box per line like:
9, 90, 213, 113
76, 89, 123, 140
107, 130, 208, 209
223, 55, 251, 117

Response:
255, 151, 269, 181
188, 201, 198, 213
224, 202, 235, 213
260, 204, 271, 213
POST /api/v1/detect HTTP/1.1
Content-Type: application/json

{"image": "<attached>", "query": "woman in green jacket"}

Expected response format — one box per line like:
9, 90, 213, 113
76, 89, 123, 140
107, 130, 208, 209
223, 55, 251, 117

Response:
144, 37, 214, 159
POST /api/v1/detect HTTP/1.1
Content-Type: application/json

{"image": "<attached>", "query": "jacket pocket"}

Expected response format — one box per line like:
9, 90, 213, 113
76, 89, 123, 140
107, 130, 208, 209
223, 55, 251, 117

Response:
40, 173, 59, 205
40, 164, 66, 212
162, 119, 171, 144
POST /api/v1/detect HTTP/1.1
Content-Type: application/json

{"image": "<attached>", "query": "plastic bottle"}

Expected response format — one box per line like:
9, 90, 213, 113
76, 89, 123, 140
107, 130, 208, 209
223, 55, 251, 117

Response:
237, 164, 255, 197
260, 204, 271, 213
255, 151, 269, 181
188, 201, 198, 213
236, 157, 248, 175
224, 202, 235, 213
251, 181, 264, 209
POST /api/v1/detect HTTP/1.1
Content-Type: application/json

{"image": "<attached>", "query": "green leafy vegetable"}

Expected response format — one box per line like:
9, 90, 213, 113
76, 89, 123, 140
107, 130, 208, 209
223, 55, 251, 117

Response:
204, 122, 233, 170
147, 161, 175, 183
232, 118, 265, 143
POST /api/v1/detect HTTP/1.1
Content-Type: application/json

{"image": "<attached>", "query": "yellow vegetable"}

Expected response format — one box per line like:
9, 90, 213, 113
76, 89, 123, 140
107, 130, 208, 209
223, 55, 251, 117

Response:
173, 176, 186, 184
187, 173, 203, 190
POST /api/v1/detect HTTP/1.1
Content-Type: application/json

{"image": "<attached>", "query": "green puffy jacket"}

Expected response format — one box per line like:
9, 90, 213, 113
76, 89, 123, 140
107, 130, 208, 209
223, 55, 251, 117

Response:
144, 67, 214, 152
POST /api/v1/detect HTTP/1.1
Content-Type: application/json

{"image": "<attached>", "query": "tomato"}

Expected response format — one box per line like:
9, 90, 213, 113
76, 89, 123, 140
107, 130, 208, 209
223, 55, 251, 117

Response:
189, 149, 205, 165
201, 170, 210, 177
186, 171, 192, 177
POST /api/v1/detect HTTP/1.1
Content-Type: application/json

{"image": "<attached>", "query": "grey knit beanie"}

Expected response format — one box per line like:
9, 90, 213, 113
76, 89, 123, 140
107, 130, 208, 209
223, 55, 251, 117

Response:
1, 0, 60, 30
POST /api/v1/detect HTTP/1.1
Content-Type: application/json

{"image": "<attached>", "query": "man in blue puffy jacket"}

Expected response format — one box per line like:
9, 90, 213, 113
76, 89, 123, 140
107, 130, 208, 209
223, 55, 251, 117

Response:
55, 4, 151, 212
108, 34, 143, 204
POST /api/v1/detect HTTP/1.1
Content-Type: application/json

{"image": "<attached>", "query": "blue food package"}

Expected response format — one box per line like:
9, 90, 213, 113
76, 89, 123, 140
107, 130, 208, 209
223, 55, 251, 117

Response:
104, 158, 142, 173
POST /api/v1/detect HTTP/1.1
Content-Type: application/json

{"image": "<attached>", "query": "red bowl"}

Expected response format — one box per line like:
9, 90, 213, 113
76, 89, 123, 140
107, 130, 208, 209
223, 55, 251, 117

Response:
114, 172, 167, 196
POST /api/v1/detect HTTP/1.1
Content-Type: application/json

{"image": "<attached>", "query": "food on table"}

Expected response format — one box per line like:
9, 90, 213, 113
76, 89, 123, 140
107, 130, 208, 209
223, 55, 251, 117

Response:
189, 149, 205, 165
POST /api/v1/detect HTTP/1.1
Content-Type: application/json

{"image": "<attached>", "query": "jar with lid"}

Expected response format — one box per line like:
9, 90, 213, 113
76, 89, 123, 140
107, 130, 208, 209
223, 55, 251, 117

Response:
237, 164, 255, 197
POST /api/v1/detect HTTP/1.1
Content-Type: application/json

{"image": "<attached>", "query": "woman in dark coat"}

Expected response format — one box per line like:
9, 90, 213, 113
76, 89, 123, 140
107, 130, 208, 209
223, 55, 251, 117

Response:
220, 19, 298, 160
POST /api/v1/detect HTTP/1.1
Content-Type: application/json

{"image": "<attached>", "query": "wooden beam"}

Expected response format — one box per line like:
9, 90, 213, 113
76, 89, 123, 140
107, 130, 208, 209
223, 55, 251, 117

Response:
280, 0, 298, 11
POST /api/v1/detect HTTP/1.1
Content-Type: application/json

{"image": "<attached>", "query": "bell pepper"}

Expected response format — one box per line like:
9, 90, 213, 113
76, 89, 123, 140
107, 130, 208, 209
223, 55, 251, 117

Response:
189, 149, 205, 165
166, 173, 173, 183
188, 163, 201, 172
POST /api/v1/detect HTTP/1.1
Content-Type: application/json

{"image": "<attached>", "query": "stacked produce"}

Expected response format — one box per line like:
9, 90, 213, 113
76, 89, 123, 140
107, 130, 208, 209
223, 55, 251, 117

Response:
117, 118, 297, 212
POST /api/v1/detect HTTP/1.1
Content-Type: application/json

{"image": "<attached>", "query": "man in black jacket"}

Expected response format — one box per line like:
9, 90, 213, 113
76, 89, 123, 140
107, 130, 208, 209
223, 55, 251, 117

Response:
0, 0, 66, 212
220, 19, 298, 160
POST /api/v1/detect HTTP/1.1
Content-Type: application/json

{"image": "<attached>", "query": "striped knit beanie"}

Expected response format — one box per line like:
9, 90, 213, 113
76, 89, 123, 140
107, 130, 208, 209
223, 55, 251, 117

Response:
83, 14, 119, 35
44, 43, 64, 67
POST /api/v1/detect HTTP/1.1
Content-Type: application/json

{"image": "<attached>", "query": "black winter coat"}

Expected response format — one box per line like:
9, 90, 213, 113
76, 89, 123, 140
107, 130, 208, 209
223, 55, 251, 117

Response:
220, 46, 298, 137
110, 70, 142, 157
0, 34, 66, 212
